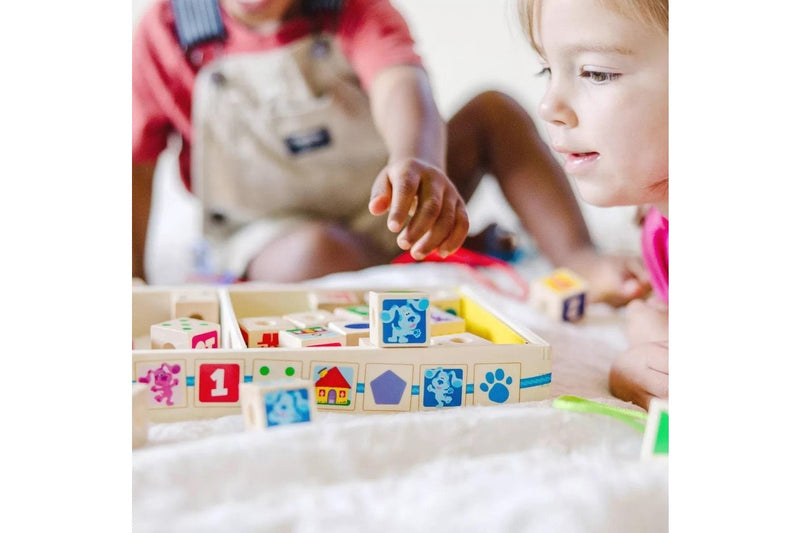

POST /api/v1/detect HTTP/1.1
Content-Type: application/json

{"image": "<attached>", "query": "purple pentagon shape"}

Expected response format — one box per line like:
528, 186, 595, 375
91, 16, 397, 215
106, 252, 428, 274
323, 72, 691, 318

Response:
369, 370, 407, 405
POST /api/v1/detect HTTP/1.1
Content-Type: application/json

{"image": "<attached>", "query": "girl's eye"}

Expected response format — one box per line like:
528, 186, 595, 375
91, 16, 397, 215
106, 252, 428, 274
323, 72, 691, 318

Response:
581, 70, 621, 84
536, 66, 551, 79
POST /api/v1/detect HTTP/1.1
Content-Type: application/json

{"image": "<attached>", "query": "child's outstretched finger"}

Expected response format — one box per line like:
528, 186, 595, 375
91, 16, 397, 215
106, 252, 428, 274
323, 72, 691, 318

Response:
408, 192, 458, 259
368, 169, 392, 216
398, 177, 445, 249
437, 202, 469, 258
385, 167, 422, 233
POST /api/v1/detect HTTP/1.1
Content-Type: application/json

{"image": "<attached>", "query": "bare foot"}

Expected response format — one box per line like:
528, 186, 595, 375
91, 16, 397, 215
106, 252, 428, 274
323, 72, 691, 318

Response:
462, 223, 519, 260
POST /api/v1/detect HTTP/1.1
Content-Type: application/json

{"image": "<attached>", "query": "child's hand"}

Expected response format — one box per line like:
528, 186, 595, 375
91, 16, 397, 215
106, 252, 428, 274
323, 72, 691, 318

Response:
609, 340, 668, 410
625, 297, 668, 346
369, 157, 469, 260
563, 249, 651, 307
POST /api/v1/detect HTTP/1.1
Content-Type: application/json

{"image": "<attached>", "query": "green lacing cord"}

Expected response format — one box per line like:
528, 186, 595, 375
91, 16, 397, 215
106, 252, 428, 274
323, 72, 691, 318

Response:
552, 395, 648, 433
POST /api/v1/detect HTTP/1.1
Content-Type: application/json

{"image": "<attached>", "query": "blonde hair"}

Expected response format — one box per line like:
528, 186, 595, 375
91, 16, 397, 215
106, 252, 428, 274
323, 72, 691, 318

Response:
518, 0, 668, 55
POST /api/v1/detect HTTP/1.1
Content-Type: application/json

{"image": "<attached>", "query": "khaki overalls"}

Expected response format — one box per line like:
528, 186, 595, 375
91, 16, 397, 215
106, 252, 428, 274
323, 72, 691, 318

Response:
191, 33, 394, 277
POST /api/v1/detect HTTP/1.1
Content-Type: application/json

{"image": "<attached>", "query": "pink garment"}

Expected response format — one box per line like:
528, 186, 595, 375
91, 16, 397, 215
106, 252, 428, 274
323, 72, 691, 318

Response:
641, 207, 669, 303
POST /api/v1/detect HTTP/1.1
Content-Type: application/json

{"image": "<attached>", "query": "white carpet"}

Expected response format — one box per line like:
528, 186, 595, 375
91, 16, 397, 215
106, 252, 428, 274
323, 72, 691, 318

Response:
133, 264, 667, 533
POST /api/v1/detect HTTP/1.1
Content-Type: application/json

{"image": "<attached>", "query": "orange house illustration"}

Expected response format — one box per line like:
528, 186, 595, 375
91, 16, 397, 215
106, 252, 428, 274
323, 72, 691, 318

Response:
315, 366, 351, 406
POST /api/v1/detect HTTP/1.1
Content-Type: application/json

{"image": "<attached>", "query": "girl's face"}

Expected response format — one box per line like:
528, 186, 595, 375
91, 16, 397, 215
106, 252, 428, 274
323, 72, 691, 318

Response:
535, 0, 668, 211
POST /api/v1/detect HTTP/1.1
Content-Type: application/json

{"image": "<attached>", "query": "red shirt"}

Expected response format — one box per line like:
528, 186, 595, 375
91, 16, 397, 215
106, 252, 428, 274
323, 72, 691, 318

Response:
132, 0, 423, 190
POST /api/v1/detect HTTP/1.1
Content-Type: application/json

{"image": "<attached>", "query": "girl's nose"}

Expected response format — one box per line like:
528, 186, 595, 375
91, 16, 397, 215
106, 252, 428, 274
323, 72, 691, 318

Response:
539, 86, 577, 128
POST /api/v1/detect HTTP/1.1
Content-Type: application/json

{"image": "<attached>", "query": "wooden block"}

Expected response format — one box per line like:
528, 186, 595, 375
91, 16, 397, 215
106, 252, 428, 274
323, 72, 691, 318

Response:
429, 305, 466, 336
240, 379, 316, 430
238, 316, 295, 348
279, 326, 345, 347
171, 288, 219, 323
641, 398, 669, 459
327, 319, 371, 346
368, 291, 431, 347
132, 383, 149, 449
150, 317, 221, 349
530, 268, 588, 322
430, 332, 492, 347
283, 310, 337, 328
307, 290, 361, 312
429, 289, 462, 316
332, 304, 370, 320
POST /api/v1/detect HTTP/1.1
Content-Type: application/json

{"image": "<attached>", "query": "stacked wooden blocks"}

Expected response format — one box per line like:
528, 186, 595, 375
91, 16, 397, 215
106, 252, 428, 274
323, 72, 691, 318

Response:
132, 284, 554, 423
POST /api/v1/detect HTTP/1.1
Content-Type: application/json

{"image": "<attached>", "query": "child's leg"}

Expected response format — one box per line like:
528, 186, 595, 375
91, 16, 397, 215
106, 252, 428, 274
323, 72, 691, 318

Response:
446, 91, 649, 305
446, 90, 593, 265
244, 221, 391, 282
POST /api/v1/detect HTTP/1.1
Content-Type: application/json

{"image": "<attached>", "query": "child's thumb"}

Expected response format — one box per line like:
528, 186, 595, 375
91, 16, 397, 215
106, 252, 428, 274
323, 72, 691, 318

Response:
369, 173, 391, 215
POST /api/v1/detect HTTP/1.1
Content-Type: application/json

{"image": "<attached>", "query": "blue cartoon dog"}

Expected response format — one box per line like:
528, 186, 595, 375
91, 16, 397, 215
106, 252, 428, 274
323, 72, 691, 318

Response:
425, 367, 464, 407
265, 389, 310, 426
380, 298, 429, 343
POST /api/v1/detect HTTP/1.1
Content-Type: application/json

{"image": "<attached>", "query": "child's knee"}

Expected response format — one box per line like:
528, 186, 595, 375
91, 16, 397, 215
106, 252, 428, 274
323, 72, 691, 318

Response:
464, 90, 526, 124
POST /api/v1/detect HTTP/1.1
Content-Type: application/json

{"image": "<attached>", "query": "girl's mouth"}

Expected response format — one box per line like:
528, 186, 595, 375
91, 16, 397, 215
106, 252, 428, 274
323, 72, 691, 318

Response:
564, 152, 600, 173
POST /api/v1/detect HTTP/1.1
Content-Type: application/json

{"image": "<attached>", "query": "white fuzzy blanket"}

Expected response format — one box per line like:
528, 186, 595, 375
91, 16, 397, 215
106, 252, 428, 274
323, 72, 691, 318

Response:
132, 262, 668, 533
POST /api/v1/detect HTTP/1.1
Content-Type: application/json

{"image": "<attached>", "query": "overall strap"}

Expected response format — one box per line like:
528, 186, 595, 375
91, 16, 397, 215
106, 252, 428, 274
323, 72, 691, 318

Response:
302, 0, 345, 15
171, 0, 227, 52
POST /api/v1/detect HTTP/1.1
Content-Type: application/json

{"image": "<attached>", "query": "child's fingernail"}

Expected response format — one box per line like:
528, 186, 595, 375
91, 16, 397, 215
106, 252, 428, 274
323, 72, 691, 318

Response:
388, 220, 401, 232
398, 238, 410, 250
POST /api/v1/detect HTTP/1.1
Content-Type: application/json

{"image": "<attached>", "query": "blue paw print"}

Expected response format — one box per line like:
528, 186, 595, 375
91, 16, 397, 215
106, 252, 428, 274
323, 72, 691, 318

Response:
479, 368, 513, 403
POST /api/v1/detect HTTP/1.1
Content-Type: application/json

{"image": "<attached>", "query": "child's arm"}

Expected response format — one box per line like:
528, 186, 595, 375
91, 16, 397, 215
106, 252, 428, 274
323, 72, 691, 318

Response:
133, 162, 156, 282
367, 65, 469, 260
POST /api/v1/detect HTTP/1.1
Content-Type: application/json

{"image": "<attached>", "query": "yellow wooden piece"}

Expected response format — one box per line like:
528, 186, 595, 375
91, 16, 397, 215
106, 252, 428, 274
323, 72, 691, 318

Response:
460, 294, 525, 344
543, 269, 582, 292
